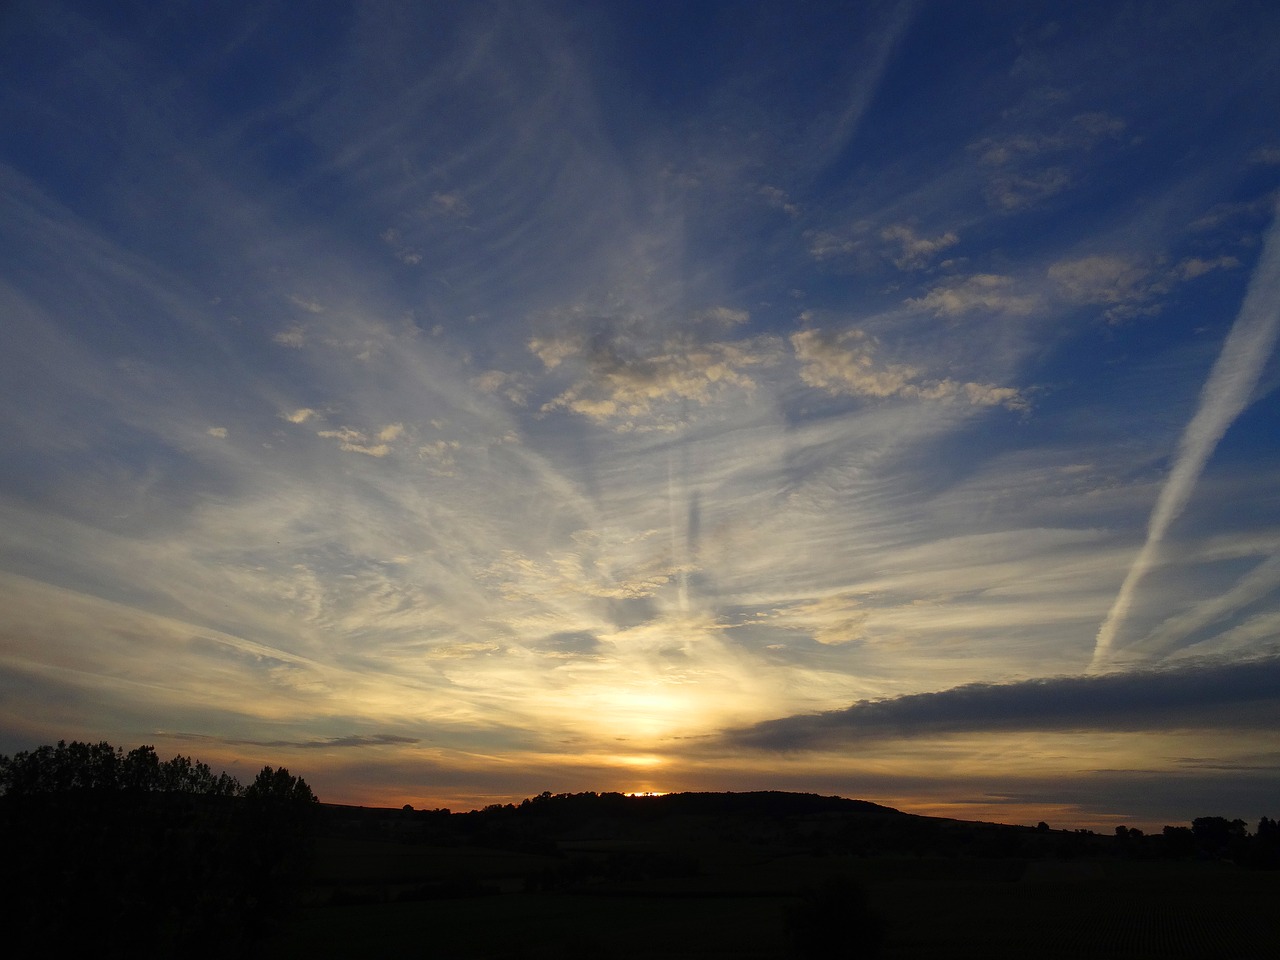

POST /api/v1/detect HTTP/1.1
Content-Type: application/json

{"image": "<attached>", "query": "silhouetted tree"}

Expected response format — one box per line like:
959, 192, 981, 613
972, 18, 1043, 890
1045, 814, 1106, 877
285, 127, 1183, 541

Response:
0, 740, 245, 799
1251, 816, 1280, 868
238, 765, 319, 922
0, 739, 126, 795
243, 764, 315, 804
1191, 816, 1249, 859
0, 742, 319, 955
121, 743, 163, 790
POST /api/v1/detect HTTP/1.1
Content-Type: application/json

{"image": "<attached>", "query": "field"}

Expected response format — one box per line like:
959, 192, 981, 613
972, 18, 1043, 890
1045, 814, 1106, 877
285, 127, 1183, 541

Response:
257, 825, 1280, 959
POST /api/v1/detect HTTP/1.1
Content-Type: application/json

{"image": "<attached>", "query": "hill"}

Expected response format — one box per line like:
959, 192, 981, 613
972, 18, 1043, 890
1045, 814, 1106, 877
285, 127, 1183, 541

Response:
315, 789, 1074, 858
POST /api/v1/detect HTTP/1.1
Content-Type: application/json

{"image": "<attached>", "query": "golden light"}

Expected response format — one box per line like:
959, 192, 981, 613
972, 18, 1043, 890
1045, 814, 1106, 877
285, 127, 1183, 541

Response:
610, 754, 664, 768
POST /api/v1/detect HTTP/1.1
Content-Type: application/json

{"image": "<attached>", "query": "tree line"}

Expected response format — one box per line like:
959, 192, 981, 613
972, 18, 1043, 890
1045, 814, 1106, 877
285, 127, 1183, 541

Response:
1111, 815, 1280, 866
0, 739, 319, 957
0, 738, 310, 801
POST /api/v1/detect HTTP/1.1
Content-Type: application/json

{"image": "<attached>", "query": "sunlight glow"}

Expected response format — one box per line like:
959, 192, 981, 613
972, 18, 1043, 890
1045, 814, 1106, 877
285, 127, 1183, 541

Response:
610, 755, 665, 769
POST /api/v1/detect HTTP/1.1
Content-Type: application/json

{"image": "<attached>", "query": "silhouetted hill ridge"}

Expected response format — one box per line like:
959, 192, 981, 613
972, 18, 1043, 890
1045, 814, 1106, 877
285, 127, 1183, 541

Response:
629, 790, 903, 817
320, 789, 904, 822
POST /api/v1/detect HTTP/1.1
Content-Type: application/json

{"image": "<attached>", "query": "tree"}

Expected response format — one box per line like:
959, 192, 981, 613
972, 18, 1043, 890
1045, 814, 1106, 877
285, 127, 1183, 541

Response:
1191, 816, 1249, 859
1252, 816, 1280, 869
0, 740, 129, 796
239, 765, 319, 919
121, 744, 162, 791
0, 741, 247, 799
0, 742, 318, 954
244, 765, 317, 806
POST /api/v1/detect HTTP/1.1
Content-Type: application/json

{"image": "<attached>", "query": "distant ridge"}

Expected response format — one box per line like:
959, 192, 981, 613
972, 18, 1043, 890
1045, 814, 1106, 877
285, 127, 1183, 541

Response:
322, 789, 904, 819
624, 790, 903, 818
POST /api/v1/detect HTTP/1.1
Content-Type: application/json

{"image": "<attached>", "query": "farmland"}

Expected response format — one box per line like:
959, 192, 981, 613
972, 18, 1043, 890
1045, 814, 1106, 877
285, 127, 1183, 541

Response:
256, 795, 1280, 958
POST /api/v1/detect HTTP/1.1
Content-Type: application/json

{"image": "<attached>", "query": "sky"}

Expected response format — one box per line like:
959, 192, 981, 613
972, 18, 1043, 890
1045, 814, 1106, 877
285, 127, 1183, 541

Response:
2, 0, 1279, 832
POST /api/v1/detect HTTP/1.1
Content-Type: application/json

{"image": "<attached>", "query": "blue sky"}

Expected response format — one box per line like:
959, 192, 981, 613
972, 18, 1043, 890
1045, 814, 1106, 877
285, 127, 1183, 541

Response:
2, 0, 1279, 829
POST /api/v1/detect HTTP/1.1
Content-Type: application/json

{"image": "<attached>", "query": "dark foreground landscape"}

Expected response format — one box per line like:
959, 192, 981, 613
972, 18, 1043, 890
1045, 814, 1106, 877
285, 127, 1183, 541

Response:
3, 742, 1278, 958
266, 793, 1279, 960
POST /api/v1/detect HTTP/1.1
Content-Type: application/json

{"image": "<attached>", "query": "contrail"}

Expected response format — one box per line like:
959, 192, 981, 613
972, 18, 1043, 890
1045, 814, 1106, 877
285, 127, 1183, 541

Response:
667, 445, 688, 611
1092, 203, 1280, 671
821, 1, 919, 164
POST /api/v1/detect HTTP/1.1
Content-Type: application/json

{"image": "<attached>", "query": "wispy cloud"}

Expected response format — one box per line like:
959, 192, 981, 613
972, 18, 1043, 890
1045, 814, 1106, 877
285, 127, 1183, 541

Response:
791, 326, 1023, 408
908, 274, 1039, 318
219, 733, 422, 749
1049, 255, 1160, 317
530, 316, 780, 431
971, 111, 1127, 211
880, 223, 959, 271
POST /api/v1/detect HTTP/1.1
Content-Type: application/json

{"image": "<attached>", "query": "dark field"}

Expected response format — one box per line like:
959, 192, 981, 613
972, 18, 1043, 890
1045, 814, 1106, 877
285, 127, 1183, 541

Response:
257, 798, 1280, 959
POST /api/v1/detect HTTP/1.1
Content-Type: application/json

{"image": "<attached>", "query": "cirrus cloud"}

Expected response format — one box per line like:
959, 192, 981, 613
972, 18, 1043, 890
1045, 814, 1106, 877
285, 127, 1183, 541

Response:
791, 327, 1023, 409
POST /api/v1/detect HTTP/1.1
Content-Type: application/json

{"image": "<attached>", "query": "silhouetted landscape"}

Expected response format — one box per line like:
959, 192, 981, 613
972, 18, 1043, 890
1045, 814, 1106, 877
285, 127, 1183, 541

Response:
3, 741, 1278, 958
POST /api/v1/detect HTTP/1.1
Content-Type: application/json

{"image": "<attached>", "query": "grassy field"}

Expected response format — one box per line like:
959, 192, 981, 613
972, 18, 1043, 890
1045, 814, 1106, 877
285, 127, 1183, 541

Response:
256, 833, 1280, 958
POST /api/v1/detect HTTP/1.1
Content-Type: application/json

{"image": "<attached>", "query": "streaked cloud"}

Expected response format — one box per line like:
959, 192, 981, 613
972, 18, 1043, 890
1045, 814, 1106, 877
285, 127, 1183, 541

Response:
792, 326, 1023, 408
880, 223, 959, 270
1050, 255, 1152, 304
273, 327, 307, 348
533, 320, 779, 431
317, 426, 392, 457
214, 733, 422, 750
725, 654, 1280, 750
971, 111, 1127, 211
289, 295, 326, 314
908, 274, 1039, 318
1173, 255, 1239, 280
